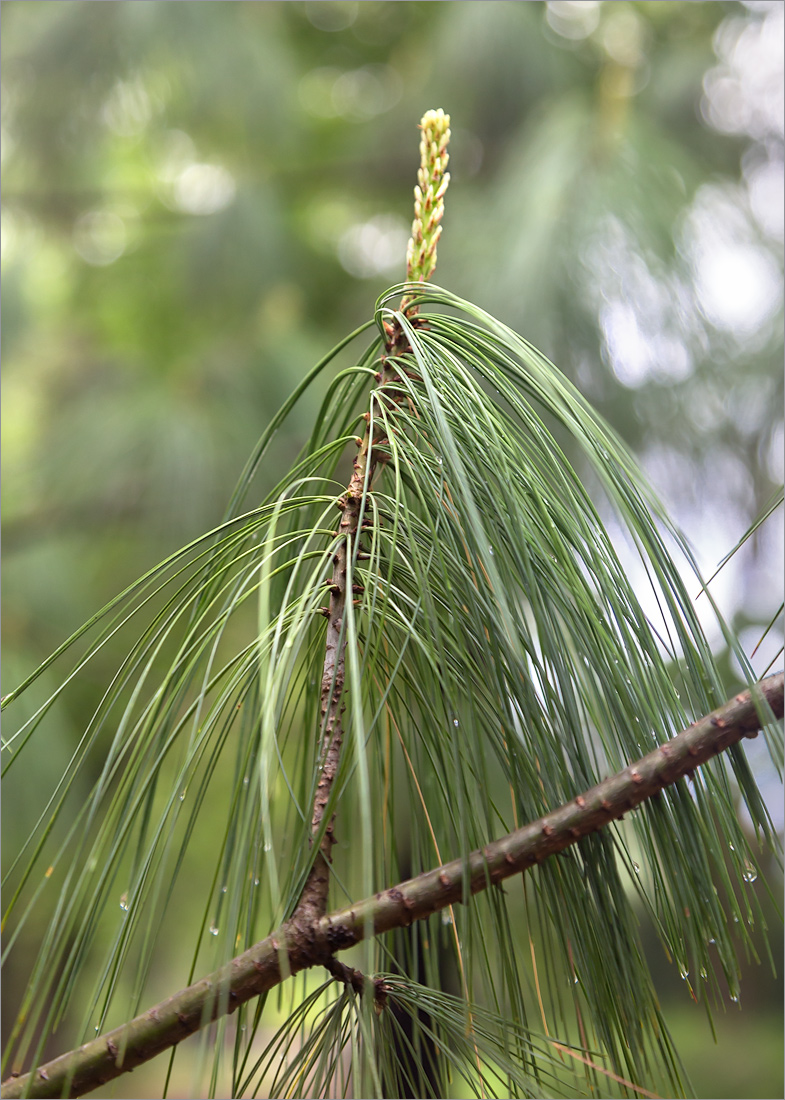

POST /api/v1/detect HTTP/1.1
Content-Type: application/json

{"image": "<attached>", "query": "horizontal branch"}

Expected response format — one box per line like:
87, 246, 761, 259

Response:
3, 674, 781, 1100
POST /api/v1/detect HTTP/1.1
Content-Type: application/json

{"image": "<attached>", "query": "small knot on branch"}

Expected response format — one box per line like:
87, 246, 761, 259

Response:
322, 956, 389, 1012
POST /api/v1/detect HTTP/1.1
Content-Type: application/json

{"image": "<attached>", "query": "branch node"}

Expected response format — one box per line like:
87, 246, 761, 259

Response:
322, 955, 388, 1012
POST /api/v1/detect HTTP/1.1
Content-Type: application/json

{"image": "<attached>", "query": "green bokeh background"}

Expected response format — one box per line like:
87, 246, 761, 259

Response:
2, 2, 782, 1097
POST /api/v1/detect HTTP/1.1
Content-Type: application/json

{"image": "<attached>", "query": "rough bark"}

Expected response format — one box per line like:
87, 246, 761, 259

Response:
291, 316, 414, 935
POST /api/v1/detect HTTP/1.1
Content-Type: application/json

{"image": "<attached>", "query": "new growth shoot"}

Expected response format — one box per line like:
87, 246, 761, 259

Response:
405, 108, 451, 288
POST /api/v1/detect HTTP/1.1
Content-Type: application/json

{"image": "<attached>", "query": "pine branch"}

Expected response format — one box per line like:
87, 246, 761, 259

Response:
4, 674, 780, 1100
291, 420, 374, 926
292, 110, 451, 927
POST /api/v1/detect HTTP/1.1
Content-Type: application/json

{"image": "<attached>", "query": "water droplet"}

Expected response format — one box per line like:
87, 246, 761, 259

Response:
221, 885, 228, 894
436, 456, 443, 465
240, 1025, 246, 1032
678, 966, 689, 980
94, 1026, 100, 1032
742, 862, 757, 884
729, 844, 735, 851
730, 993, 739, 1004
733, 916, 739, 923
253, 878, 260, 886
453, 719, 459, 728
243, 776, 249, 787
708, 938, 716, 945
441, 910, 453, 925
573, 975, 580, 985
263, 841, 272, 852
700, 967, 707, 980
119, 892, 129, 911
179, 789, 187, 801
209, 923, 219, 936
488, 546, 494, 556
632, 862, 641, 876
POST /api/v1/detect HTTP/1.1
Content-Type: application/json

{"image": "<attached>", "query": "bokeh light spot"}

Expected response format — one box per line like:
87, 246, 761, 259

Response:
337, 215, 409, 279
304, 1, 358, 33
173, 164, 236, 216
546, 1, 601, 41
73, 211, 127, 266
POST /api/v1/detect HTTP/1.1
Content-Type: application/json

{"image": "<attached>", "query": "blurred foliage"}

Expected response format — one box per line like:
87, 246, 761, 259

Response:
2, 2, 782, 1097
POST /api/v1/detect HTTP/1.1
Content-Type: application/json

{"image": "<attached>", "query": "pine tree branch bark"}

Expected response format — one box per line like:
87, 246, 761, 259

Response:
291, 414, 376, 927
292, 109, 450, 931
291, 316, 418, 930
3, 673, 781, 1100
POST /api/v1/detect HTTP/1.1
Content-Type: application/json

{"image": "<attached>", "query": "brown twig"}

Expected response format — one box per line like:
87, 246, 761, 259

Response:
291, 316, 416, 934
292, 110, 451, 932
3, 673, 780, 1100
